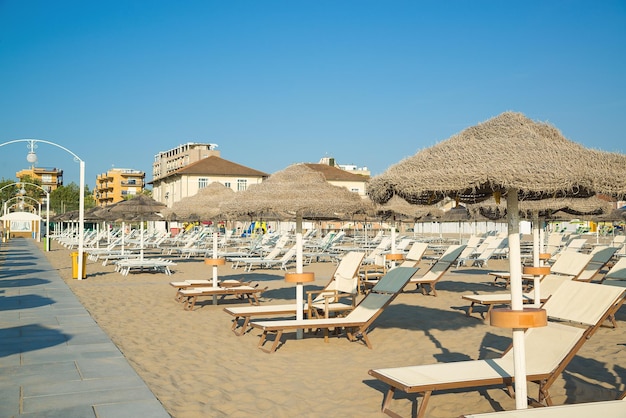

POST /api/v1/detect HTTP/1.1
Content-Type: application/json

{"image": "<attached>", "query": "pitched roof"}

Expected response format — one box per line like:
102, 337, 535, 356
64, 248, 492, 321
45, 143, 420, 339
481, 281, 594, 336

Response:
171, 156, 269, 178
303, 163, 370, 182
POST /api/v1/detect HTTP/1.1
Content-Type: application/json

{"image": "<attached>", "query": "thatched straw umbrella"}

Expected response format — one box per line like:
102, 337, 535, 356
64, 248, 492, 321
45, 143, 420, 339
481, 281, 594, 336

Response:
367, 111, 626, 409
163, 182, 237, 290
107, 195, 166, 260
223, 164, 368, 337
161, 181, 235, 222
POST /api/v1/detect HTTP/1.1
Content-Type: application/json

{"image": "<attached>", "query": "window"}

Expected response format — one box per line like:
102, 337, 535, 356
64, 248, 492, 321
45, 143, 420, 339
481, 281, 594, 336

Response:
41, 174, 52, 183
237, 179, 247, 191
224, 182, 231, 189
198, 178, 209, 189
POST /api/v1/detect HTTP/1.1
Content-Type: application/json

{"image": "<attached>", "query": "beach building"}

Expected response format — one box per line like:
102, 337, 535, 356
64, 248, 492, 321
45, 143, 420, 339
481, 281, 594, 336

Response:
152, 142, 220, 181
305, 162, 370, 197
16, 166, 63, 192
318, 156, 370, 177
94, 168, 146, 206
150, 144, 268, 207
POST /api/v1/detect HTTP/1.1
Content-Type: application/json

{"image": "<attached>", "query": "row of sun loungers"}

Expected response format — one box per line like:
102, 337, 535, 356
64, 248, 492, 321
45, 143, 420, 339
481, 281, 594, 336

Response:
157, 230, 626, 415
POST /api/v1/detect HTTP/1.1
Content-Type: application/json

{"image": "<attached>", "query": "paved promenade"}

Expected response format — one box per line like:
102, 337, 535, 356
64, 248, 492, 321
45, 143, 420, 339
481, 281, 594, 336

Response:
0, 238, 171, 418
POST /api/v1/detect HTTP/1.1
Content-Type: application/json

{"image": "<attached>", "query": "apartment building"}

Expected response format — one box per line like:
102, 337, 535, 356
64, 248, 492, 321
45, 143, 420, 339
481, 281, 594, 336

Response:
153, 142, 220, 181
94, 168, 145, 206
16, 167, 63, 193
151, 151, 268, 207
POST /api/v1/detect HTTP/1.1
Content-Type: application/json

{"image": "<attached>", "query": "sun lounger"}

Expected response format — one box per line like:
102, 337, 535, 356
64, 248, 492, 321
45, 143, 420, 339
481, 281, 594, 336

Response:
574, 246, 618, 282
368, 280, 626, 418
464, 252, 593, 319
405, 244, 466, 296
490, 250, 593, 288
176, 284, 268, 311
115, 257, 176, 276
170, 279, 248, 302
250, 266, 418, 353
601, 257, 626, 283
223, 251, 366, 335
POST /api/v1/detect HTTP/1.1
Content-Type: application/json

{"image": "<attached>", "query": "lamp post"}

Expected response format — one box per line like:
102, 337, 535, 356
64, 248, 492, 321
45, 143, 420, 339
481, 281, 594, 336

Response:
0, 139, 85, 279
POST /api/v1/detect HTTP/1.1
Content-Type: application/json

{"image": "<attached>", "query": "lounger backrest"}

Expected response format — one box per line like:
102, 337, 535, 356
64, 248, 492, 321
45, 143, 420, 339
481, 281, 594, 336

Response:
605, 257, 626, 281
439, 245, 466, 263
565, 238, 588, 251
332, 251, 365, 294
543, 280, 626, 326
575, 246, 618, 282
405, 242, 428, 261
546, 232, 565, 253
345, 293, 393, 322
396, 238, 413, 251
500, 322, 585, 376
549, 251, 592, 277
370, 267, 419, 294
529, 274, 571, 298
373, 237, 392, 252
263, 246, 283, 260
465, 235, 483, 249
279, 246, 297, 262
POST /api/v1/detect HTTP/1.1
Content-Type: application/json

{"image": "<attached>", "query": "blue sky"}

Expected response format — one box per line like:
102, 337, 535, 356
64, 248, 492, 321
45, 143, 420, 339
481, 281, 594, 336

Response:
1, 0, 625, 187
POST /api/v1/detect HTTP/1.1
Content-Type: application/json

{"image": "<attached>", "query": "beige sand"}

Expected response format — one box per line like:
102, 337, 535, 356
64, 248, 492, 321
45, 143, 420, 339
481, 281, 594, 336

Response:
39, 240, 625, 417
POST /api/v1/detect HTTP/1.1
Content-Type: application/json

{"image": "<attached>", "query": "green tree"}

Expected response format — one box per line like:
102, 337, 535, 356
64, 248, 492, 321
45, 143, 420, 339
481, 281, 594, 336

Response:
49, 183, 95, 213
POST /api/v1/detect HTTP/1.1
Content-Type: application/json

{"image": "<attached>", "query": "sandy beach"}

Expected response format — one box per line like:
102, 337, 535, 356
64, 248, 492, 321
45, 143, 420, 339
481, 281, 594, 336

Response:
37, 238, 625, 417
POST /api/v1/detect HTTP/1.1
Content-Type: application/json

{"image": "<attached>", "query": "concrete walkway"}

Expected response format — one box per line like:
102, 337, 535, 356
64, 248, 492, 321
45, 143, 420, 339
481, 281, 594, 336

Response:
0, 238, 171, 418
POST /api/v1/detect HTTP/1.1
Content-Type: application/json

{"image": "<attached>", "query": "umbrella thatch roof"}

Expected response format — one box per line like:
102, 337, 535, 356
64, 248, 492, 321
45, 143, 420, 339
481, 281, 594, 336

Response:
161, 182, 235, 221
107, 194, 166, 221
222, 164, 368, 220
368, 112, 626, 205
375, 195, 443, 221
468, 195, 615, 221
51, 210, 79, 222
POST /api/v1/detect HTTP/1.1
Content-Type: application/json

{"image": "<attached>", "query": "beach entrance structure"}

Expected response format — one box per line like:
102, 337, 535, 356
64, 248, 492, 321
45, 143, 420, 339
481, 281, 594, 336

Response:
367, 111, 626, 410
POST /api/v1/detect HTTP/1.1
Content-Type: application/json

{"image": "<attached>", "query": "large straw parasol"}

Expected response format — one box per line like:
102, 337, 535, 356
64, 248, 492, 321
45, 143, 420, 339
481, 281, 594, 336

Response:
161, 182, 235, 222
223, 163, 369, 337
107, 195, 166, 260
367, 111, 626, 409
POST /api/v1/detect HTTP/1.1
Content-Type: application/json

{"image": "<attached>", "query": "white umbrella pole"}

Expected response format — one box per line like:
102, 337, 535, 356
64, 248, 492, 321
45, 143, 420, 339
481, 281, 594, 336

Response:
212, 228, 218, 286
507, 190, 528, 410
296, 213, 304, 340
212, 227, 219, 304
121, 221, 125, 255
532, 212, 541, 307
140, 220, 144, 260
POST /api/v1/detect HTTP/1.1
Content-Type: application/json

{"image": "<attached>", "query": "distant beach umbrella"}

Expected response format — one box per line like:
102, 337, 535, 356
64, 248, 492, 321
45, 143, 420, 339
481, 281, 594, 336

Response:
107, 195, 166, 260
367, 111, 626, 410
161, 182, 235, 222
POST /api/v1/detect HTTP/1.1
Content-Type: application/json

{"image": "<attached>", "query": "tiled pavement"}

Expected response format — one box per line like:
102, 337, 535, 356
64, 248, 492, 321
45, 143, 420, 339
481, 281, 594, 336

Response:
0, 238, 171, 418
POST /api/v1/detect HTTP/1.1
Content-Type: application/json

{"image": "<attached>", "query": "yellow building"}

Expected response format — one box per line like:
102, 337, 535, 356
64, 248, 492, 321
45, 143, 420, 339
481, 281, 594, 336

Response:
16, 167, 63, 193
94, 168, 145, 206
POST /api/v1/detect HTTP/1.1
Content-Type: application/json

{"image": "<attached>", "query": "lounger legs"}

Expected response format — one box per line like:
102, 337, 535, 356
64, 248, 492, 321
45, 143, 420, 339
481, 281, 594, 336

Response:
258, 330, 283, 353
380, 387, 432, 418
231, 315, 251, 336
